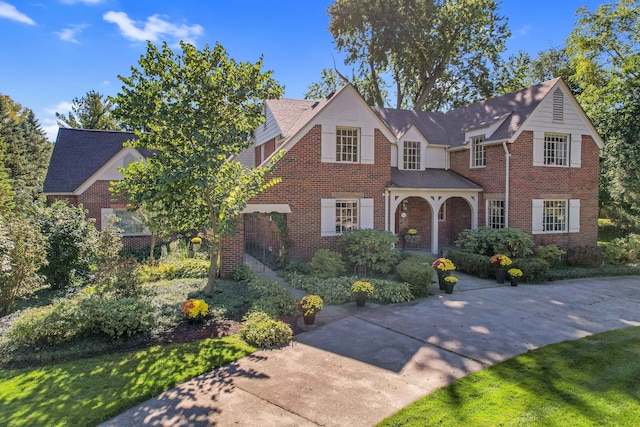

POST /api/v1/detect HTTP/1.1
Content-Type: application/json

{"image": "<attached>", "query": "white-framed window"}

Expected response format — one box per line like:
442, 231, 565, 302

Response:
544, 133, 569, 166
320, 198, 374, 237
336, 127, 359, 162
471, 135, 486, 168
532, 199, 580, 234
101, 208, 149, 235
487, 200, 505, 229
403, 141, 421, 170
438, 202, 446, 222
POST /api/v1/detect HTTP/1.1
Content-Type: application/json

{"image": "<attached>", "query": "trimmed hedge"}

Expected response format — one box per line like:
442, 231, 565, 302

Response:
396, 258, 434, 297
512, 258, 550, 283
241, 311, 293, 348
445, 250, 493, 278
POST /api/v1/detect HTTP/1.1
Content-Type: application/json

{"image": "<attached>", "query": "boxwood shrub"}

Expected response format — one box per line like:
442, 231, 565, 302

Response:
445, 250, 493, 278
512, 258, 550, 283
241, 311, 293, 348
396, 258, 434, 297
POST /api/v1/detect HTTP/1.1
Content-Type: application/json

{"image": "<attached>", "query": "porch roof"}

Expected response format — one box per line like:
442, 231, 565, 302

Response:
389, 168, 482, 191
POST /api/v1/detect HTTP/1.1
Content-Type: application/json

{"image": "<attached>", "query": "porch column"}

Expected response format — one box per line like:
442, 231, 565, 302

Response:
431, 207, 439, 255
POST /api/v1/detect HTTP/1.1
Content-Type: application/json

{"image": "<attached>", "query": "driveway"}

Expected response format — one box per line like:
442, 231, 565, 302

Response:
100, 275, 640, 426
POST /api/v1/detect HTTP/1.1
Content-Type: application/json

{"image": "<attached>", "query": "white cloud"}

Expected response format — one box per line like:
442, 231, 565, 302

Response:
517, 24, 532, 36
103, 11, 203, 44
44, 101, 73, 115
41, 118, 60, 142
54, 24, 88, 43
0, 1, 36, 25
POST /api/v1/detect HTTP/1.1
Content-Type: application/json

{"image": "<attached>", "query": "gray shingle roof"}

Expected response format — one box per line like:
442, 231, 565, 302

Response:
390, 168, 482, 190
43, 128, 144, 194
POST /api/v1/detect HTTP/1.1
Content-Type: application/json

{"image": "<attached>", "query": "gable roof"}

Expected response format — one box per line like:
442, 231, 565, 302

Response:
375, 77, 563, 147
264, 98, 316, 139
43, 128, 149, 194
390, 168, 482, 190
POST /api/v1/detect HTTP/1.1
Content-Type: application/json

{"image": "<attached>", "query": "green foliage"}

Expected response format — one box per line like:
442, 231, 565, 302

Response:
138, 259, 210, 282
566, 246, 604, 268
7, 299, 84, 346
604, 233, 640, 265
240, 311, 292, 348
309, 249, 346, 278
445, 249, 493, 278
80, 297, 155, 340
247, 278, 298, 317
369, 279, 413, 303
0, 213, 46, 316
340, 229, 400, 274
110, 41, 284, 295
512, 258, 550, 283
547, 265, 640, 281
455, 227, 535, 258
38, 201, 98, 289
285, 259, 309, 274
233, 265, 256, 282
535, 244, 566, 267
55, 90, 120, 130
396, 257, 434, 297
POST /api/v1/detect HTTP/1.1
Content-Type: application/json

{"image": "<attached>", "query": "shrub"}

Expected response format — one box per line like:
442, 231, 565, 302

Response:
309, 249, 346, 278
512, 258, 550, 283
247, 278, 298, 316
285, 259, 309, 274
536, 244, 566, 267
233, 265, 255, 282
455, 227, 534, 258
369, 279, 413, 303
80, 297, 155, 340
241, 311, 292, 348
604, 234, 640, 265
7, 299, 84, 346
340, 229, 400, 275
396, 258, 433, 297
566, 246, 604, 268
286, 275, 352, 305
445, 250, 493, 278
137, 259, 209, 282
38, 202, 99, 289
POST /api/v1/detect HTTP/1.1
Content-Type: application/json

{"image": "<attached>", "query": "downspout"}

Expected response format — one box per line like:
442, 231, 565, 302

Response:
384, 189, 389, 232
502, 140, 511, 227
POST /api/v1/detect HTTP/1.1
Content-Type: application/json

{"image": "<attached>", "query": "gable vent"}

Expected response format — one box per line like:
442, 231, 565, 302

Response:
552, 88, 564, 122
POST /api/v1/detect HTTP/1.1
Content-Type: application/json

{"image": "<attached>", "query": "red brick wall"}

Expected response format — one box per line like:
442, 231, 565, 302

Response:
450, 132, 600, 249
238, 125, 392, 264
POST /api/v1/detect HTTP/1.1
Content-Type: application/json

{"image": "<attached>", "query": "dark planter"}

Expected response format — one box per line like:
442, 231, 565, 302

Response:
303, 313, 316, 325
437, 271, 450, 290
355, 295, 367, 307
444, 283, 455, 294
510, 278, 519, 287
495, 268, 507, 284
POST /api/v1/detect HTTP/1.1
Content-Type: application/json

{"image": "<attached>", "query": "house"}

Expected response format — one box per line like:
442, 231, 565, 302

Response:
42, 78, 603, 277
220, 77, 603, 277
43, 128, 153, 250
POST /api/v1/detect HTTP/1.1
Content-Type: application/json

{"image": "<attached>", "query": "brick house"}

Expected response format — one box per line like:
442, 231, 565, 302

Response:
43, 128, 153, 250
221, 77, 603, 276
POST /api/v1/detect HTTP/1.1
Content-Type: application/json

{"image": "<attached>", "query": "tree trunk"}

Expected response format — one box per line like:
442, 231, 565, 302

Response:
204, 196, 218, 297
148, 233, 157, 265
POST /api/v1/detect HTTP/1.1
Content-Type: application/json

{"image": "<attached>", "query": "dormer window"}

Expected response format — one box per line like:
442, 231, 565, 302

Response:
403, 141, 421, 170
471, 135, 486, 168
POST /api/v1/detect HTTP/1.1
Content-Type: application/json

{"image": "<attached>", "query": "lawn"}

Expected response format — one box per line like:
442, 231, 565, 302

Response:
0, 335, 255, 427
378, 326, 640, 426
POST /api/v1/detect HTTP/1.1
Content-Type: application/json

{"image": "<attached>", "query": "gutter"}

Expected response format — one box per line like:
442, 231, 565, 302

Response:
502, 140, 511, 227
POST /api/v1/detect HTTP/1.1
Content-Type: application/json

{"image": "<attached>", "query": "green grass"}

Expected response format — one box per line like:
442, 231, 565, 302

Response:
0, 335, 255, 427
378, 327, 640, 426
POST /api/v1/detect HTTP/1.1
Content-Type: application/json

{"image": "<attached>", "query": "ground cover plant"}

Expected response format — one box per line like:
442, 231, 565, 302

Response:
0, 336, 255, 427
378, 327, 640, 426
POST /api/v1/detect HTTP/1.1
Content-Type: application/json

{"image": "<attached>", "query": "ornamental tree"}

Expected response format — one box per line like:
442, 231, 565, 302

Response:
111, 41, 283, 295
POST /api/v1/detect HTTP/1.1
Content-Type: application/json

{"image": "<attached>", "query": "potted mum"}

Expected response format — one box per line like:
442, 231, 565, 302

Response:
404, 228, 421, 248
181, 298, 209, 323
432, 257, 456, 290
490, 254, 512, 284
298, 294, 323, 325
507, 268, 523, 286
351, 280, 374, 307
443, 275, 458, 294
191, 236, 202, 253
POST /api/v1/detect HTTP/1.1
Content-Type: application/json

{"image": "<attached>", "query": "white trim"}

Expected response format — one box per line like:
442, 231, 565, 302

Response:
75, 147, 145, 195
360, 198, 374, 229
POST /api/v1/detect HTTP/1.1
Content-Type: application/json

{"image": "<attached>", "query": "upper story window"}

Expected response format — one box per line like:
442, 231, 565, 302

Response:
471, 135, 486, 168
336, 127, 359, 162
403, 141, 421, 170
544, 133, 569, 166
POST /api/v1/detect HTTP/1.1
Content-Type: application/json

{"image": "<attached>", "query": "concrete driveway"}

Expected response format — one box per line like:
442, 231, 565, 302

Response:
100, 275, 640, 426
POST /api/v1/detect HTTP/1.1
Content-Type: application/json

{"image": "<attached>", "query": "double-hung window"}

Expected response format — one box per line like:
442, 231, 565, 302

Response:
403, 141, 421, 170
487, 200, 505, 229
544, 133, 568, 166
336, 127, 359, 162
471, 135, 486, 168
335, 199, 358, 234
543, 200, 567, 232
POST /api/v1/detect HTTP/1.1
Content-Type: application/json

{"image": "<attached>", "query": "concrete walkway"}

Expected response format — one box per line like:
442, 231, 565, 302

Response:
101, 274, 640, 426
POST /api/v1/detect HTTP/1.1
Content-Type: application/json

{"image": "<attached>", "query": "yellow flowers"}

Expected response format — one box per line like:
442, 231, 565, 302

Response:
191, 237, 202, 244
351, 280, 374, 297
507, 268, 523, 278
490, 254, 513, 267
407, 228, 418, 235
298, 294, 323, 316
444, 275, 458, 284
432, 258, 456, 271
181, 298, 208, 319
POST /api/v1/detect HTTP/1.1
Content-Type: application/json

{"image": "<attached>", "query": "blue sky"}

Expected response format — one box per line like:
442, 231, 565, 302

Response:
1, 0, 604, 141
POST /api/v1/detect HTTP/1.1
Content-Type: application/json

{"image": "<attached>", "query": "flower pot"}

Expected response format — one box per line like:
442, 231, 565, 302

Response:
437, 271, 450, 290
355, 295, 367, 307
303, 313, 316, 325
510, 278, 519, 287
444, 283, 455, 294
495, 267, 507, 284
192, 243, 201, 252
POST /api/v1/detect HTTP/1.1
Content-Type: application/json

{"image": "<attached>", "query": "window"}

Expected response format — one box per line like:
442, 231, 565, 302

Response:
471, 135, 486, 168
487, 200, 505, 229
336, 127, 359, 162
544, 133, 568, 166
438, 202, 446, 222
543, 200, 567, 232
102, 208, 148, 235
403, 141, 421, 170
335, 200, 358, 234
